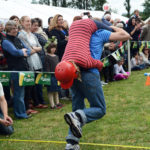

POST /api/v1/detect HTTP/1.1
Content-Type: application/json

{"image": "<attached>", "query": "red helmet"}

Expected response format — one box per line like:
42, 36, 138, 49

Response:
55, 61, 78, 89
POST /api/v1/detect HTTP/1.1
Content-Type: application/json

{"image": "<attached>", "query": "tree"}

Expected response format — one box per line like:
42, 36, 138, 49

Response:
91, 0, 107, 11
142, 0, 150, 20
67, 0, 103, 10
31, 0, 38, 4
52, 0, 58, 6
61, 0, 67, 7
38, 0, 50, 5
124, 0, 131, 18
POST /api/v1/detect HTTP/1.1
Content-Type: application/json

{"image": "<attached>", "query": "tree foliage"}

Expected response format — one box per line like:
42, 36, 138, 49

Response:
142, 0, 150, 20
124, 0, 131, 18
37, 0, 107, 10
91, 0, 107, 11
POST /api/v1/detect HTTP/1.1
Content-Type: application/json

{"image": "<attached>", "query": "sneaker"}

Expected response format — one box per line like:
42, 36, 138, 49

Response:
101, 81, 108, 85
65, 143, 80, 150
64, 112, 82, 138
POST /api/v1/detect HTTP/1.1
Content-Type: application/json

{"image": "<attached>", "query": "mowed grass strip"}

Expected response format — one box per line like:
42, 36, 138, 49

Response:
0, 69, 150, 150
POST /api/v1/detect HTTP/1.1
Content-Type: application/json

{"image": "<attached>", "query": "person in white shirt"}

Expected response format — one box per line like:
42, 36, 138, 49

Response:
131, 52, 146, 71
140, 46, 150, 66
114, 57, 130, 80
0, 82, 14, 135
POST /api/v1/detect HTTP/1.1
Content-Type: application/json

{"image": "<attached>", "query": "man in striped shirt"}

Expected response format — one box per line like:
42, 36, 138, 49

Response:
63, 24, 130, 150
62, 18, 113, 72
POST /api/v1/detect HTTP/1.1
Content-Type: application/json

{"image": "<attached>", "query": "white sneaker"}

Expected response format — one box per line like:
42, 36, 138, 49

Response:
64, 112, 82, 138
101, 81, 108, 85
65, 143, 80, 150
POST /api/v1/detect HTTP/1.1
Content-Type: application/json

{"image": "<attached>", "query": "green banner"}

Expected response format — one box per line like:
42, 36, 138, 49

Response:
102, 58, 110, 67
35, 73, 51, 85
147, 41, 150, 49
116, 50, 121, 59
120, 45, 125, 54
112, 51, 120, 61
0, 72, 10, 86
139, 41, 146, 52
132, 41, 138, 49
19, 72, 35, 86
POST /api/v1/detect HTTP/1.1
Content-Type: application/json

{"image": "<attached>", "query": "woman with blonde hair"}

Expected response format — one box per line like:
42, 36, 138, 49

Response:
18, 16, 47, 113
49, 14, 68, 61
49, 14, 70, 100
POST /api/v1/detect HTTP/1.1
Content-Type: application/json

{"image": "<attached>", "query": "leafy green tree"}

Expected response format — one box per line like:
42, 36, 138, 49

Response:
124, 0, 131, 17
67, 0, 105, 10
31, 0, 38, 4
91, 0, 107, 11
38, 0, 50, 5
142, 0, 150, 20
61, 0, 67, 7
52, 0, 58, 6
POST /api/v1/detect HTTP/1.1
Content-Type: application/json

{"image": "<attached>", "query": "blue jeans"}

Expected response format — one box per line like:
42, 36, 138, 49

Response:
66, 71, 106, 142
0, 112, 14, 135
11, 73, 28, 118
131, 64, 146, 71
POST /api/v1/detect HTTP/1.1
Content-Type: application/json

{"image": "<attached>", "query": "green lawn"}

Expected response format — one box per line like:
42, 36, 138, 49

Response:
0, 69, 150, 150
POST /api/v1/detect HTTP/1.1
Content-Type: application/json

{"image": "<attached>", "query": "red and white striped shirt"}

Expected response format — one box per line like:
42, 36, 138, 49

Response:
62, 19, 103, 71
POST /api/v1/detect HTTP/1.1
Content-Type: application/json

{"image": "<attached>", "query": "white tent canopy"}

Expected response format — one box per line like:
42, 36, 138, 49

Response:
0, 0, 129, 27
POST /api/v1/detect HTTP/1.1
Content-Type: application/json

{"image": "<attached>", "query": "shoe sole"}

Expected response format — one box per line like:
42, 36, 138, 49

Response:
64, 114, 82, 138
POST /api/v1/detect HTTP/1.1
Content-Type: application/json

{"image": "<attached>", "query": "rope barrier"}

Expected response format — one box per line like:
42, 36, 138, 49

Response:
0, 139, 150, 149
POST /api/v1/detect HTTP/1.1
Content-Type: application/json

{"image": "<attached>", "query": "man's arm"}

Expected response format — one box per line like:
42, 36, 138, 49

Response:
109, 26, 131, 41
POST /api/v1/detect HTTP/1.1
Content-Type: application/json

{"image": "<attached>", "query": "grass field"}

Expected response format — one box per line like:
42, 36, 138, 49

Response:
0, 69, 150, 150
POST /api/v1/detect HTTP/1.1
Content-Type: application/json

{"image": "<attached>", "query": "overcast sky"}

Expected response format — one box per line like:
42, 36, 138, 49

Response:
107, 0, 145, 15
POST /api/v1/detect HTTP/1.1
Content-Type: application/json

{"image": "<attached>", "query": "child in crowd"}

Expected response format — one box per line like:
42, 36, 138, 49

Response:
114, 57, 130, 80
131, 52, 146, 71
44, 39, 63, 109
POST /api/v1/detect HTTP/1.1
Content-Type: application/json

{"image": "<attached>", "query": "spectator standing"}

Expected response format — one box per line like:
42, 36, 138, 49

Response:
9, 15, 21, 31
49, 14, 68, 61
0, 21, 11, 104
44, 17, 53, 37
18, 16, 47, 111
126, 17, 141, 56
44, 41, 63, 109
34, 18, 48, 41
49, 14, 69, 99
2, 21, 30, 119
31, 18, 48, 106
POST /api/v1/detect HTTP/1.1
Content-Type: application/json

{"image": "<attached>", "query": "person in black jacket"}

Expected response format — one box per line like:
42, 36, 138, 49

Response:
48, 14, 70, 99
2, 21, 31, 119
48, 14, 68, 61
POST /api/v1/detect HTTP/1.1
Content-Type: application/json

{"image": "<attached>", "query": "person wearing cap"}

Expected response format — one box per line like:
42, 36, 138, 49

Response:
55, 24, 130, 150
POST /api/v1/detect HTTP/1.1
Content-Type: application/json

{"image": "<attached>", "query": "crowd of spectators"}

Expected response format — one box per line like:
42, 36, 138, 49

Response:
0, 9, 150, 135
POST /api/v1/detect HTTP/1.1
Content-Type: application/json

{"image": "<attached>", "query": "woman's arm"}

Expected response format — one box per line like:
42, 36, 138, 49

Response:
2, 40, 24, 56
